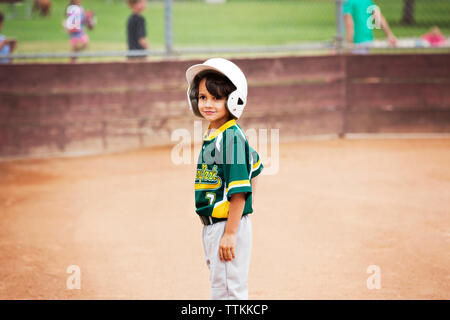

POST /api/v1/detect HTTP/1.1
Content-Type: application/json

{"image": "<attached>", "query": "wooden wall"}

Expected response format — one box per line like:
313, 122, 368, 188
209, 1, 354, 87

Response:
0, 54, 449, 159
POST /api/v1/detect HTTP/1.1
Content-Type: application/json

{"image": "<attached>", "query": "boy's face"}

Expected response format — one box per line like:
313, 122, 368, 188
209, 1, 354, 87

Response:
198, 78, 231, 128
133, 0, 147, 12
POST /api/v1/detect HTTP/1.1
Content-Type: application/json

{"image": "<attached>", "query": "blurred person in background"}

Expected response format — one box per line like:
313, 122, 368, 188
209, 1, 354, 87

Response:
0, 10, 17, 64
421, 26, 446, 47
127, 0, 148, 60
64, 0, 92, 63
32, 0, 52, 17
343, 0, 397, 53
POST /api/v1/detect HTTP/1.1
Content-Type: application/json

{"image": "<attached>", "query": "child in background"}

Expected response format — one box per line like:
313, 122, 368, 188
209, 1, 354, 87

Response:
0, 10, 17, 64
127, 0, 148, 60
422, 27, 446, 47
343, 0, 397, 53
64, 0, 90, 63
32, 0, 52, 17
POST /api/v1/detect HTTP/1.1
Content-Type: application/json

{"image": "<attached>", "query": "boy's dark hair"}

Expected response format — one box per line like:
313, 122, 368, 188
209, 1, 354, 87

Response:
0, 10, 4, 25
191, 71, 237, 101
128, 0, 142, 5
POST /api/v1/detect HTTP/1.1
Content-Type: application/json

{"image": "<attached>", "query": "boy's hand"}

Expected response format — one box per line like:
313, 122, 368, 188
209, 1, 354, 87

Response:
138, 37, 148, 50
387, 34, 397, 47
219, 232, 236, 262
219, 192, 245, 262
8, 39, 17, 52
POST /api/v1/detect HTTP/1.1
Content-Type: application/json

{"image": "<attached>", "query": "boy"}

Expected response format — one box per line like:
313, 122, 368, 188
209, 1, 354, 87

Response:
343, 0, 397, 53
0, 10, 17, 64
185, 58, 264, 300
126, 0, 148, 59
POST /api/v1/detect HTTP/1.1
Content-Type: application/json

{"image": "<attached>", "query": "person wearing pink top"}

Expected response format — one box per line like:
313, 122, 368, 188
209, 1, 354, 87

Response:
422, 27, 446, 47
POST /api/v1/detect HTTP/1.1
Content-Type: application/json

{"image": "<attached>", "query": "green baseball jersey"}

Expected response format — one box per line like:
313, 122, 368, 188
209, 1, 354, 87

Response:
195, 119, 264, 218
343, 0, 375, 44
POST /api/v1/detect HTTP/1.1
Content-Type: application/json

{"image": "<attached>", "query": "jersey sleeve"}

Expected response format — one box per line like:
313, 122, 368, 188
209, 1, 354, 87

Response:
249, 147, 264, 179
80, 8, 86, 26
342, 0, 353, 15
223, 129, 252, 200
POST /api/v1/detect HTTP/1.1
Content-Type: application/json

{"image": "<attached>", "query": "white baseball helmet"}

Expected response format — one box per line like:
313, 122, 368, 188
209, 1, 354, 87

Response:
185, 58, 248, 119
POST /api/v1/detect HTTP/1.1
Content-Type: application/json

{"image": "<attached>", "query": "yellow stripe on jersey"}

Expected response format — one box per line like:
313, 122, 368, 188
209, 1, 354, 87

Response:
204, 119, 237, 141
211, 200, 230, 218
195, 180, 221, 190
252, 159, 261, 171
226, 180, 251, 195
228, 180, 251, 188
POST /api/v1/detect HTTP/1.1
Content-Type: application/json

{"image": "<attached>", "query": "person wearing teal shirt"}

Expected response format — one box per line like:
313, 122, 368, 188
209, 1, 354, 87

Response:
343, 0, 397, 52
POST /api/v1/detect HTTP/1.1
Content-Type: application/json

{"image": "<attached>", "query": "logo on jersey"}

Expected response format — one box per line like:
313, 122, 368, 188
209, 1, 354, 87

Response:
195, 164, 222, 190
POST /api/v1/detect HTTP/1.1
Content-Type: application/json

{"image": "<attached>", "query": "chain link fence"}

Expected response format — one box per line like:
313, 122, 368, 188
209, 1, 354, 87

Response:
0, 0, 449, 62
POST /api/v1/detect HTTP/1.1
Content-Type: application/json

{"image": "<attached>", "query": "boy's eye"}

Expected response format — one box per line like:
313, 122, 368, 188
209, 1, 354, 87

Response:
198, 95, 222, 101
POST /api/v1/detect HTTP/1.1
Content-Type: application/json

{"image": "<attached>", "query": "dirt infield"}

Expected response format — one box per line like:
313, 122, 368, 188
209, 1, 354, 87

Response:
0, 138, 449, 299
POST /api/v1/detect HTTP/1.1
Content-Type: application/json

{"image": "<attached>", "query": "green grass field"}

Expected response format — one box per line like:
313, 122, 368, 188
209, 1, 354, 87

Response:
1, 0, 449, 56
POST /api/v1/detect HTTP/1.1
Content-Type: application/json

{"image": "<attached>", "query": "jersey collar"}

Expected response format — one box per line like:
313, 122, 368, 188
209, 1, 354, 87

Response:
204, 119, 237, 141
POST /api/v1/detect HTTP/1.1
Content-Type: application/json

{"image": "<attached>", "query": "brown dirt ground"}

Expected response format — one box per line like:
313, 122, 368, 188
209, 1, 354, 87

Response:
0, 138, 449, 299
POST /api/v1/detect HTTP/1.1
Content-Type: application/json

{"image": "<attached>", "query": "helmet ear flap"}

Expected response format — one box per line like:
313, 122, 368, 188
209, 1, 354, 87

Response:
227, 90, 246, 119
